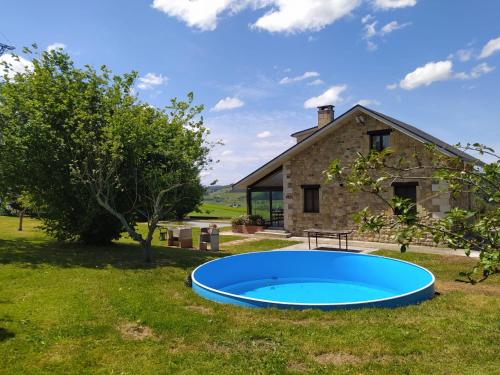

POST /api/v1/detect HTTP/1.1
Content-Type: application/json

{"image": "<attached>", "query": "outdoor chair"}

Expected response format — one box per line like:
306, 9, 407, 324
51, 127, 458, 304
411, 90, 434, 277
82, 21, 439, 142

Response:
168, 227, 193, 248
199, 226, 219, 251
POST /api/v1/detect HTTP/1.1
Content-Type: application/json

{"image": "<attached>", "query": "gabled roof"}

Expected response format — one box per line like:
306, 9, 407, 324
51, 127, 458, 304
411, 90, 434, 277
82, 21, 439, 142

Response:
233, 105, 477, 190
290, 126, 316, 137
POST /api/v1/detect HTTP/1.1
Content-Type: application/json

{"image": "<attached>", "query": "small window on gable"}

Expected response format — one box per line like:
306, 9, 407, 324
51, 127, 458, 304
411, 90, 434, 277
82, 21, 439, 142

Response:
368, 130, 391, 151
302, 185, 319, 213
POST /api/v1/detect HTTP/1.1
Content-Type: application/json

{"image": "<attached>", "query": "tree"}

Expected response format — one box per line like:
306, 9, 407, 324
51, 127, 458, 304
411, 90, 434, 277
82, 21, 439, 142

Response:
172, 181, 206, 220
0, 46, 129, 244
324, 143, 499, 283
4, 192, 37, 231
0, 47, 211, 255
71, 94, 210, 261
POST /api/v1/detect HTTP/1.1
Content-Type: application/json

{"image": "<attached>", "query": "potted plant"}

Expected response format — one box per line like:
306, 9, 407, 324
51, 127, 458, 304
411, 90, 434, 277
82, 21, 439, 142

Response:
231, 214, 265, 234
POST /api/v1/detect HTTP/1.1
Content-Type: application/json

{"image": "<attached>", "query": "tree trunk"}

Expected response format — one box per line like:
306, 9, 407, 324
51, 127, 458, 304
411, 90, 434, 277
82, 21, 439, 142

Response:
18, 209, 26, 231
142, 221, 158, 264
143, 242, 152, 263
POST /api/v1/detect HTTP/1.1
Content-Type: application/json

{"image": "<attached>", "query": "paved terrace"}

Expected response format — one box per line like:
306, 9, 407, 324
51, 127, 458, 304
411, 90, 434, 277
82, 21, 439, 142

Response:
218, 231, 479, 258
183, 220, 478, 258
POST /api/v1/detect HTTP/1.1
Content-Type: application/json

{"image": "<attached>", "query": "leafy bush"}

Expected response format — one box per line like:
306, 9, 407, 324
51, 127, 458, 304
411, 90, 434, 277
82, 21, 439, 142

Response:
231, 214, 265, 226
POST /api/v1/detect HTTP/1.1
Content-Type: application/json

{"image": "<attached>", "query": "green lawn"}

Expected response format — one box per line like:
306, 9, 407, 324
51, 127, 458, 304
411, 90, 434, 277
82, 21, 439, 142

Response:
189, 203, 246, 219
0, 216, 499, 374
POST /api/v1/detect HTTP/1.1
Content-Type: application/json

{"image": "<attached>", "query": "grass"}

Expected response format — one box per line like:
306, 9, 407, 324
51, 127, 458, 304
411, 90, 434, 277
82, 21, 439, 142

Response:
189, 203, 246, 219
0, 216, 499, 374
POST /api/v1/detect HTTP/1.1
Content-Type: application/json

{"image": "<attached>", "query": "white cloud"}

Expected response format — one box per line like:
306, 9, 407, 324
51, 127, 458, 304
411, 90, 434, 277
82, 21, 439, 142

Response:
456, 63, 495, 80
204, 110, 309, 184
361, 14, 374, 24
373, 0, 417, 9
221, 149, 234, 156
307, 79, 324, 86
394, 60, 494, 90
479, 36, 500, 59
137, 72, 168, 89
0, 54, 33, 78
257, 130, 273, 138
363, 21, 378, 39
399, 60, 453, 90
252, 0, 361, 33
304, 85, 347, 108
456, 48, 473, 62
279, 71, 320, 84
47, 42, 66, 52
152, 0, 362, 33
362, 18, 410, 51
356, 99, 381, 106
211, 97, 244, 112
151, 0, 234, 31
257, 130, 272, 138
386, 83, 398, 90
380, 21, 411, 35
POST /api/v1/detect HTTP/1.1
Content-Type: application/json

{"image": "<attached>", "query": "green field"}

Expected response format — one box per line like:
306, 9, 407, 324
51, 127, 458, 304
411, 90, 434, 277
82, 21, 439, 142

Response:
189, 203, 246, 219
203, 185, 246, 207
1, 216, 499, 374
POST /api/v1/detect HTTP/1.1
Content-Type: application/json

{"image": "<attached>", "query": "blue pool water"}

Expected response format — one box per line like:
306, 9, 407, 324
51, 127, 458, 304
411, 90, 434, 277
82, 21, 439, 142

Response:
191, 250, 435, 310
222, 278, 395, 304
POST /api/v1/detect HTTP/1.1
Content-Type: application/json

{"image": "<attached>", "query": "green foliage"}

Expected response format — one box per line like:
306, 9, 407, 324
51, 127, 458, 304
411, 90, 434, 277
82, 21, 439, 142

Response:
0, 47, 210, 250
172, 182, 206, 220
231, 214, 265, 226
325, 144, 499, 283
0, 48, 128, 243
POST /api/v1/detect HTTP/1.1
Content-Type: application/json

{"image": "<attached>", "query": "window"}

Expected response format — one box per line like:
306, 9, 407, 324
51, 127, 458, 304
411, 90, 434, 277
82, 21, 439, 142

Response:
368, 130, 391, 151
393, 182, 417, 215
303, 185, 320, 213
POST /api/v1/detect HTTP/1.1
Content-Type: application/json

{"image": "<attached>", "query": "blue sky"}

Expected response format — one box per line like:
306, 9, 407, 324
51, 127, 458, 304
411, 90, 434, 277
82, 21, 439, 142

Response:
2, 0, 500, 184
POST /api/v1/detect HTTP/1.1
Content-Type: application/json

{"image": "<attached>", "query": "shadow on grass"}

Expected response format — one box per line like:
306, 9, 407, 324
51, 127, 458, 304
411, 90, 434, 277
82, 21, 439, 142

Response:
0, 238, 226, 270
0, 327, 15, 342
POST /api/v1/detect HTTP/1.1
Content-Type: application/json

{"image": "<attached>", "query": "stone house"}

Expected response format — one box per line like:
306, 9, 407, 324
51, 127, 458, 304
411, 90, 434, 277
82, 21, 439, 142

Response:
233, 105, 476, 243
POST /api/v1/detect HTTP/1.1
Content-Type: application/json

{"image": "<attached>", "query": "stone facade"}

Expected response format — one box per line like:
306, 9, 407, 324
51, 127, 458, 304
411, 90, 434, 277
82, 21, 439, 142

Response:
282, 115, 466, 245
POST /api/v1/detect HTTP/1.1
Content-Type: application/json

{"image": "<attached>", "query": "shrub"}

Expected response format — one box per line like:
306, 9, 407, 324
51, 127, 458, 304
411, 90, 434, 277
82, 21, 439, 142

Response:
231, 214, 265, 226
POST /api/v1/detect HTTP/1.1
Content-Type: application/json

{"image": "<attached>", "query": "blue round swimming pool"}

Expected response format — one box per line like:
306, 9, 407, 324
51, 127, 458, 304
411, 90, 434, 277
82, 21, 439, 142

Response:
191, 250, 435, 310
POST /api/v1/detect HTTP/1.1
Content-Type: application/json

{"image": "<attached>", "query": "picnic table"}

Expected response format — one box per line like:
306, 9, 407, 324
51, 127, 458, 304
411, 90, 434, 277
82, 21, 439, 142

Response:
303, 228, 353, 250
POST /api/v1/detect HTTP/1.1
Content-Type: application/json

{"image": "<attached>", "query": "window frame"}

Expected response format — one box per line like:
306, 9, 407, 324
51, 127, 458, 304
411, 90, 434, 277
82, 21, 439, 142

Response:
302, 184, 320, 213
368, 129, 392, 152
392, 181, 418, 215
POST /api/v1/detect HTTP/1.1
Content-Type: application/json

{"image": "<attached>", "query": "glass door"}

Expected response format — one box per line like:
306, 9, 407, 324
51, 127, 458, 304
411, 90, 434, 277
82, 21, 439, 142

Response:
270, 191, 284, 228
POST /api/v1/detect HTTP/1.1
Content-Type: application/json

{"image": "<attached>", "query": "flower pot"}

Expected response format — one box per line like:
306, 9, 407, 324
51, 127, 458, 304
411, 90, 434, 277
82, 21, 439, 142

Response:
232, 225, 265, 234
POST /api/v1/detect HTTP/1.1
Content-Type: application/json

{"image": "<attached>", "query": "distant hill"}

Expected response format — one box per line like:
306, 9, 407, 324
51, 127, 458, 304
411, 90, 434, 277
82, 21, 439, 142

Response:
188, 185, 246, 219
203, 185, 245, 208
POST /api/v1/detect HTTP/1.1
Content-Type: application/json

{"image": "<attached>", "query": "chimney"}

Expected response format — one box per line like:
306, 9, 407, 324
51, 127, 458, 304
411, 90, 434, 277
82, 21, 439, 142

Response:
317, 105, 334, 128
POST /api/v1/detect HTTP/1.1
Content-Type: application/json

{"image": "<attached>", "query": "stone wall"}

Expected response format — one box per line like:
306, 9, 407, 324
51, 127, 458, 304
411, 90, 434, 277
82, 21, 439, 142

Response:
283, 115, 461, 246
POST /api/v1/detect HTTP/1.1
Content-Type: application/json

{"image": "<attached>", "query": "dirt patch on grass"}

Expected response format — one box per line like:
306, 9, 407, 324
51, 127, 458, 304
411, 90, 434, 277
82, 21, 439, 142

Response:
436, 281, 500, 296
119, 322, 154, 341
287, 362, 310, 373
313, 352, 363, 366
185, 305, 213, 314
